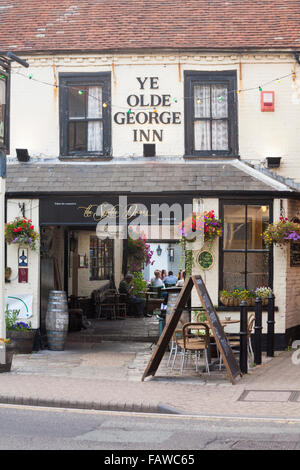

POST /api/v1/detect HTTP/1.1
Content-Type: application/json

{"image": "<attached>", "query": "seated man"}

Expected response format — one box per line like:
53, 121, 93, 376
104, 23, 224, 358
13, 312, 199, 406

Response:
163, 271, 178, 286
119, 274, 149, 317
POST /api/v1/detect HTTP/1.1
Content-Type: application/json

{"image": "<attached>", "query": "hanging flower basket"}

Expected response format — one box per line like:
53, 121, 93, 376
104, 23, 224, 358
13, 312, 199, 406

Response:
5, 217, 39, 250
262, 217, 300, 247
178, 211, 222, 244
127, 231, 154, 272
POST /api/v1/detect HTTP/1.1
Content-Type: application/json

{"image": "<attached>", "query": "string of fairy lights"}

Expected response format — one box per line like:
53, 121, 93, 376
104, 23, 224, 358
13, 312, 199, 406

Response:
0, 68, 298, 114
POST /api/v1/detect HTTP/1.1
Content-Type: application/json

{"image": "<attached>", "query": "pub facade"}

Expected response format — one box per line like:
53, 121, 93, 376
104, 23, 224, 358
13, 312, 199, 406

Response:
1, 1, 300, 348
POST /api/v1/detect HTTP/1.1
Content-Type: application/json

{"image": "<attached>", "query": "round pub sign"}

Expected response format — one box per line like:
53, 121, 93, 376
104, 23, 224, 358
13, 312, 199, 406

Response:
196, 250, 214, 270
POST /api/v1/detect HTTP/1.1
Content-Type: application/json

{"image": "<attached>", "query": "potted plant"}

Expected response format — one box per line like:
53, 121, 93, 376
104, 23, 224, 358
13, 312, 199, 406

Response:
127, 231, 154, 273
132, 271, 148, 297
5, 306, 35, 354
0, 338, 14, 373
254, 287, 273, 306
262, 217, 300, 246
5, 217, 39, 250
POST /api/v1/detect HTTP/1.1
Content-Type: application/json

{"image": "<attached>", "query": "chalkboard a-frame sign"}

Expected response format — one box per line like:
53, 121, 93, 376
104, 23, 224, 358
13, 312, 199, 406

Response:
142, 275, 241, 384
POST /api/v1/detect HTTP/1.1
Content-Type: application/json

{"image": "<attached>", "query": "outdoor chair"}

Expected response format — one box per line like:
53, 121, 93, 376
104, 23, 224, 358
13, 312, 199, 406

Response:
172, 322, 211, 375
97, 289, 119, 320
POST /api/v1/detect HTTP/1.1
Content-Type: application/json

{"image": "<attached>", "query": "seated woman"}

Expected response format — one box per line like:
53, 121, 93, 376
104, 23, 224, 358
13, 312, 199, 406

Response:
150, 270, 165, 288
176, 270, 186, 287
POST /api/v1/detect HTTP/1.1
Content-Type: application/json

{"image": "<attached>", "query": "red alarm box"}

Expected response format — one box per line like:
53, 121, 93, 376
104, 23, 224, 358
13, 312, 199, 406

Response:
261, 91, 275, 112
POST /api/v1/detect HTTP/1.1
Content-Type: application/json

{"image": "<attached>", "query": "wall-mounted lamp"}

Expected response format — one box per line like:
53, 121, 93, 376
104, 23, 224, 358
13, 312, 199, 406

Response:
156, 244, 162, 256
266, 157, 281, 169
168, 246, 175, 262
16, 148, 30, 162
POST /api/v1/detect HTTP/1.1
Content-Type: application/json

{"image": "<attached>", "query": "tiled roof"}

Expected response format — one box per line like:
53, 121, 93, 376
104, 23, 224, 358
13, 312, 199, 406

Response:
6, 161, 293, 194
1, 0, 300, 53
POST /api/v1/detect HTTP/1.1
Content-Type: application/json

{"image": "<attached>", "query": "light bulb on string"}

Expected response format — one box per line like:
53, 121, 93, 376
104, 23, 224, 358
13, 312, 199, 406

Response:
78, 90, 83, 95
127, 109, 132, 114
217, 96, 223, 102
28, 73, 33, 79
153, 108, 158, 113
102, 102, 108, 108
277, 79, 281, 84
259, 86, 263, 91
0, 74, 5, 79
237, 90, 241, 94
173, 98, 178, 103
196, 98, 201, 104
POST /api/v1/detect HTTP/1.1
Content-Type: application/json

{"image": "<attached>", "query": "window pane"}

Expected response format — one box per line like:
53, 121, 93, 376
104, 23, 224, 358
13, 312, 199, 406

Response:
68, 121, 87, 151
194, 85, 210, 118
211, 85, 228, 118
247, 252, 269, 291
87, 86, 102, 118
212, 120, 228, 150
194, 120, 211, 150
247, 205, 270, 249
224, 252, 245, 291
223, 205, 246, 250
88, 121, 103, 151
69, 87, 86, 118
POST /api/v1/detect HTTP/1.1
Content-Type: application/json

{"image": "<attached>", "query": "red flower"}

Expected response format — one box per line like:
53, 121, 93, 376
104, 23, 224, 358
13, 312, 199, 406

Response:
30, 225, 34, 230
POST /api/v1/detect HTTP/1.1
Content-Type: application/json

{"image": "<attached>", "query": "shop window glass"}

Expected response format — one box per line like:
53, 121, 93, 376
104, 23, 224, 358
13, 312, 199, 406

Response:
221, 203, 271, 294
89, 236, 113, 281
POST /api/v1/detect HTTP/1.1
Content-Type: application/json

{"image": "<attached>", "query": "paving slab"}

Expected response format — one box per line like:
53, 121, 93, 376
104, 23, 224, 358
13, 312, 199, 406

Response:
0, 316, 299, 419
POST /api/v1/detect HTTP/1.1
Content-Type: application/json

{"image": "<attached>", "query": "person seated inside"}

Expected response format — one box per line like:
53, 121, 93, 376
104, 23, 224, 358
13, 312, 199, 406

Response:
176, 270, 186, 287
164, 271, 178, 286
119, 274, 150, 317
150, 270, 165, 288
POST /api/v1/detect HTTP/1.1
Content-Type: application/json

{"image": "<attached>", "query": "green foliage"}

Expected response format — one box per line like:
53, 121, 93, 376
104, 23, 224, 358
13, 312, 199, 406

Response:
5, 305, 32, 331
132, 271, 148, 296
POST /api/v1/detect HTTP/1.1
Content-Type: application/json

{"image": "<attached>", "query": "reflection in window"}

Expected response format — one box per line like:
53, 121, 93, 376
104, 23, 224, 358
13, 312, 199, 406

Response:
222, 203, 271, 293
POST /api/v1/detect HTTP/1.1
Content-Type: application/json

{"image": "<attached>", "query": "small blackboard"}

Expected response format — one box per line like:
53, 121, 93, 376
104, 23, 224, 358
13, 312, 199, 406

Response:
142, 275, 241, 384
290, 242, 300, 267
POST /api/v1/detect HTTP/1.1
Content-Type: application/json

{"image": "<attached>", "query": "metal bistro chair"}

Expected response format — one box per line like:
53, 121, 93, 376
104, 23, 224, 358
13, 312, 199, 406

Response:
172, 322, 211, 375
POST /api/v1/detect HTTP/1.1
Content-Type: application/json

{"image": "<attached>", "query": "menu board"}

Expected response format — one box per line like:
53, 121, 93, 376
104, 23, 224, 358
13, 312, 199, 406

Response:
290, 242, 300, 267
142, 275, 241, 384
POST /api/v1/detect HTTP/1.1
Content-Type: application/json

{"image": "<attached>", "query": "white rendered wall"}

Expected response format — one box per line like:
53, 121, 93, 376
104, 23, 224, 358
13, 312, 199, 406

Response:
5, 199, 40, 329
8, 53, 300, 182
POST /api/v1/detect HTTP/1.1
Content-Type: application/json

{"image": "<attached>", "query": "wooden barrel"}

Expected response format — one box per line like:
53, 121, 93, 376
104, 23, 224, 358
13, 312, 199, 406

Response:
46, 291, 69, 350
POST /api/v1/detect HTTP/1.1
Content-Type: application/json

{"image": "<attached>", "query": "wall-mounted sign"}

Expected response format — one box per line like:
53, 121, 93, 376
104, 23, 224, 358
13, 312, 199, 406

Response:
290, 242, 300, 267
196, 250, 214, 270
18, 248, 28, 267
40, 195, 193, 226
18, 268, 28, 283
5, 294, 33, 319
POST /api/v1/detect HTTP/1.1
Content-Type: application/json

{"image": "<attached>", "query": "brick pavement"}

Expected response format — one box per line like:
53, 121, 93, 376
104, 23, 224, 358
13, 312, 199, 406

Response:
0, 339, 300, 420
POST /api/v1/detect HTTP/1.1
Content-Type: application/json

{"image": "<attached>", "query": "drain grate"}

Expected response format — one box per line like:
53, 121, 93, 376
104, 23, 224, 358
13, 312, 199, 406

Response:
238, 390, 300, 403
